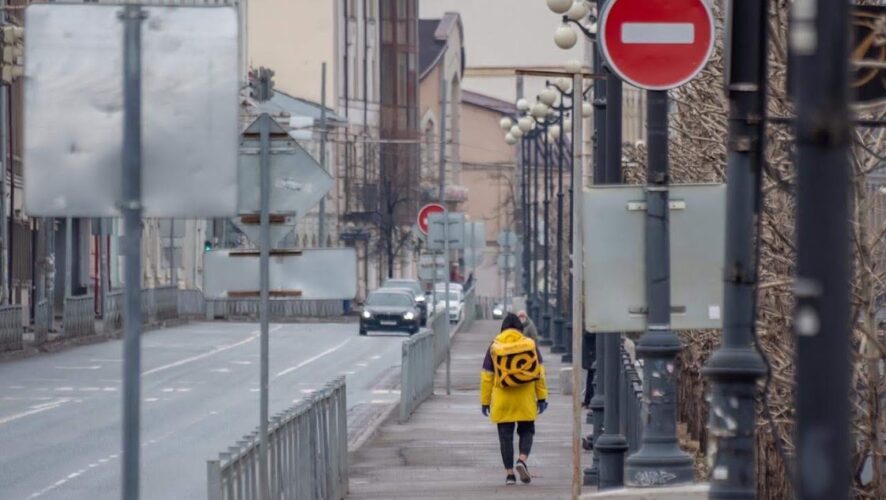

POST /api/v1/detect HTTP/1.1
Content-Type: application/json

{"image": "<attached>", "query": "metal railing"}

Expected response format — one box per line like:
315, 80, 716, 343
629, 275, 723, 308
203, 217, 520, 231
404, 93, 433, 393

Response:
399, 329, 435, 423
207, 377, 348, 500
179, 289, 206, 318
205, 299, 344, 321
0, 304, 23, 352
430, 311, 450, 368
620, 340, 645, 452
153, 286, 179, 322
461, 285, 478, 332
140, 288, 157, 324
63, 295, 95, 338
34, 299, 50, 346
105, 291, 124, 333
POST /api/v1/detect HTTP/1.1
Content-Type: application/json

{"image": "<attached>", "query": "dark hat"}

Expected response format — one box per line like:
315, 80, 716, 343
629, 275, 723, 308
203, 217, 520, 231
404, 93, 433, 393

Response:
500, 312, 524, 333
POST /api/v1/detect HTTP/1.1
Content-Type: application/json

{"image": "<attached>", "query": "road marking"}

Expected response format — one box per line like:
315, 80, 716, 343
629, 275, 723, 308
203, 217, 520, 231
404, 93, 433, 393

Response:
142, 326, 279, 376
210, 368, 231, 373
230, 360, 251, 365
0, 398, 72, 426
274, 338, 352, 379
621, 23, 694, 44
56, 365, 101, 370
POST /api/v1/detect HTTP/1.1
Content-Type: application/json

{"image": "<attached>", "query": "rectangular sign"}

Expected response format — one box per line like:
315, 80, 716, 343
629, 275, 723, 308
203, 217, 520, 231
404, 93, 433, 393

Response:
427, 212, 466, 251
23, 4, 240, 217
203, 248, 357, 300
583, 184, 726, 332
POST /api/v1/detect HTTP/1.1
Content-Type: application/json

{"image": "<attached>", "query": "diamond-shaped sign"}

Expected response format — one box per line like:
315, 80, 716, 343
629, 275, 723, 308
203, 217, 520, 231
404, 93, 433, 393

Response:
232, 215, 295, 247
238, 116, 333, 218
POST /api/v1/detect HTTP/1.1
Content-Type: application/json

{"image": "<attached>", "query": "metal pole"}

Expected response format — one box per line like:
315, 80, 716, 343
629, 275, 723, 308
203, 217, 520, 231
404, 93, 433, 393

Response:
541, 120, 552, 346
531, 135, 540, 323
793, 0, 851, 496
120, 6, 145, 499
318, 62, 327, 248
570, 71, 585, 500
438, 66, 451, 396
0, 3, 7, 306
701, 0, 769, 494
585, 18, 608, 482
552, 91, 567, 355
258, 110, 271, 500
65, 217, 72, 297
624, 90, 694, 486
101, 219, 109, 319
596, 61, 628, 491
168, 219, 175, 287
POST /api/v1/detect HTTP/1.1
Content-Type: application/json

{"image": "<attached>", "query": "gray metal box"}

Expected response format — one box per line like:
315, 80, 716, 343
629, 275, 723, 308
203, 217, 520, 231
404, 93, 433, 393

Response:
583, 184, 726, 332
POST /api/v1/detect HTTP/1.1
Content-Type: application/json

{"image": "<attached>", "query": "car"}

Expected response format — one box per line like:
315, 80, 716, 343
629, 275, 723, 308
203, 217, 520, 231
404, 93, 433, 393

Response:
435, 290, 464, 323
492, 303, 506, 319
434, 282, 464, 296
360, 290, 421, 336
381, 278, 428, 326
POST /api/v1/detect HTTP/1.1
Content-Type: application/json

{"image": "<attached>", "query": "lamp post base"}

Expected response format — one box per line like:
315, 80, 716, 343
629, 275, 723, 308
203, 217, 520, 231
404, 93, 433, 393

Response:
625, 449, 695, 488
583, 466, 599, 486
552, 315, 566, 353
539, 312, 553, 346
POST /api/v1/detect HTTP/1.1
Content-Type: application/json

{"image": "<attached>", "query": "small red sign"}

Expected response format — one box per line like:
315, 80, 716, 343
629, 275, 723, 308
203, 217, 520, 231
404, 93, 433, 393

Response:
417, 203, 445, 235
599, 0, 714, 90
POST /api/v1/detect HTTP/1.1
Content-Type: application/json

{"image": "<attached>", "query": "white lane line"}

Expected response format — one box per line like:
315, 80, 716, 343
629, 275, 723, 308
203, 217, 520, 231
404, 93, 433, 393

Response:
0, 398, 72, 426
56, 365, 101, 370
142, 326, 280, 376
274, 338, 352, 379
621, 23, 694, 44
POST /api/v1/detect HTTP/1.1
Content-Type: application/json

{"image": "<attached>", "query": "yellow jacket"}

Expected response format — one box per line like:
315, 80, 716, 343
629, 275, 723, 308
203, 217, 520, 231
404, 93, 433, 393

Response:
480, 328, 548, 423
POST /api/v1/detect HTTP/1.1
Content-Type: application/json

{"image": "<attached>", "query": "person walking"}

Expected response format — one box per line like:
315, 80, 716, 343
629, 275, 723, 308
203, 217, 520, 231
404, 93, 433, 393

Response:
480, 313, 548, 485
516, 310, 539, 343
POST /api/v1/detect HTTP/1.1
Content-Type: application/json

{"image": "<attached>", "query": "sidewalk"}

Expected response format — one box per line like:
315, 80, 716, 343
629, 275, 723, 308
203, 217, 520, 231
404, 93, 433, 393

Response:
347, 319, 590, 499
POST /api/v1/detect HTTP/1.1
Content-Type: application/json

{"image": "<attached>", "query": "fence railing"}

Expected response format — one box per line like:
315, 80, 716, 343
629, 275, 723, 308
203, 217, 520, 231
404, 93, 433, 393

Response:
399, 329, 435, 423
620, 339, 645, 452
105, 291, 124, 333
63, 295, 95, 338
0, 304, 23, 352
153, 286, 179, 322
179, 289, 206, 318
205, 299, 344, 321
461, 286, 478, 332
34, 299, 50, 346
207, 377, 348, 500
430, 311, 450, 369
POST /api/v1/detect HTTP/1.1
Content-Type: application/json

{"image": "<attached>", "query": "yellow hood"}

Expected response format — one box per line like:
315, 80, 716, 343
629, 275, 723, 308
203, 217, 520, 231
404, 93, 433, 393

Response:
490, 328, 540, 388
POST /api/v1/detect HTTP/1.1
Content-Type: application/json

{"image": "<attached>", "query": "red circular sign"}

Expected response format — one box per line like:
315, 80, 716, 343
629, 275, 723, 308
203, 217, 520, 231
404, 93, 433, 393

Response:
417, 203, 445, 235
599, 0, 714, 90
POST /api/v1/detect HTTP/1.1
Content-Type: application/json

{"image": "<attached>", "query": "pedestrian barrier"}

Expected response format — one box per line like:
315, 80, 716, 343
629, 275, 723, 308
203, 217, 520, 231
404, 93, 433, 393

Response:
178, 289, 206, 318
0, 304, 23, 352
207, 377, 348, 500
461, 285, 478, 332
430, 311, 450, 368
153, 286, 179, 322
399, 329, 435, 423
63, 295, 95, 338
204, 298, 344, 321
105, 291, 124, 333
140, 288, 157, 324
620, 341, 645, 452
34, 300, 50, 346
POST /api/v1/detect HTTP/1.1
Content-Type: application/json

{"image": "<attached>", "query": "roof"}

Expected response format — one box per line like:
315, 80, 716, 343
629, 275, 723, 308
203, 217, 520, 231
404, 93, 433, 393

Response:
419, 12, 464, 80
248, 88, 347, 127
461, 90, 517, 116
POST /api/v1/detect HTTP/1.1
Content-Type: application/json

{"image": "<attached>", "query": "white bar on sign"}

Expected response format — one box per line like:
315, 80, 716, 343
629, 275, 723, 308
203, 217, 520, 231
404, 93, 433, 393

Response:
621, 23, 694, 44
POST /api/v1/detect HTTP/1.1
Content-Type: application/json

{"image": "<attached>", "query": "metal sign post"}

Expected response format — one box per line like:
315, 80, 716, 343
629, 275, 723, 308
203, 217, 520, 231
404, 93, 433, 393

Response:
120, 6, 145, 498
258, 110, 271, 500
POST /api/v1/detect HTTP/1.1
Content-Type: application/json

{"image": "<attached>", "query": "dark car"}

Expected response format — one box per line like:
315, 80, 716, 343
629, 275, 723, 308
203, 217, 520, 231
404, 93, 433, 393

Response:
360, 290, 421, 336
381, 278, 428, 326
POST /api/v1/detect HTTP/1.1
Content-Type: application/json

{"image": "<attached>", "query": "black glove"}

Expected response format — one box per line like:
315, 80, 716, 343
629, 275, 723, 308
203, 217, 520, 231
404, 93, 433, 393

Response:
537, 400, 548, 415
482, 405, 490, 417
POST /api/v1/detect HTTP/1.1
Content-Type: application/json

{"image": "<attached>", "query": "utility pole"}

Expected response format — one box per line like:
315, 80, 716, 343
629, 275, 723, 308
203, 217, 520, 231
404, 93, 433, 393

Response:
595, 57, 628, 490
318, 62, 327, 248
570, 70, 586, 500
541, 119, 552, 347
65, 217, 72, 297
438, 58, 451, 396
701, 0, 768, 493
0, 3, 8, 305
792, 0, 851, 496
624, 90, 694, 486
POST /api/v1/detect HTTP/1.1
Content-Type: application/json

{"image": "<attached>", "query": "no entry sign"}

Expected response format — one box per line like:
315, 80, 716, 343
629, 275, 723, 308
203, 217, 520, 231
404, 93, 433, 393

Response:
417, 203, 445, 235
599, 0, 714, 90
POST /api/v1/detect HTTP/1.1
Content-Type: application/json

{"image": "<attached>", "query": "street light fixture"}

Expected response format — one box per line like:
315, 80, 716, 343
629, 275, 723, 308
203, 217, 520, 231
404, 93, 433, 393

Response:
510, 125, 524, 138
546, 0, 574, 14
565, 59, 583, 74
505, 133, 518, 145
554, 23, 578, 49
539, 87, 558, 106
516, 98, 530, 112
531, 101, 550, 118
518, 116, 534, 133
500, 117, 514, 130
565, 1, 590, 21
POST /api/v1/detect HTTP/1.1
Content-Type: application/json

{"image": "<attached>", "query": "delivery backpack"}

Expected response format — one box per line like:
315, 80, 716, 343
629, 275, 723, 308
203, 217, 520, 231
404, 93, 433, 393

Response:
490, 336, 541, 388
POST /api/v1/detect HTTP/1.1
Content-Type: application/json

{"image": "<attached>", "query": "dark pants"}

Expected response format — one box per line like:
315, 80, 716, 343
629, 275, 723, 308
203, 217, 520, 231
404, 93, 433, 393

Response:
497, 421, 535, 470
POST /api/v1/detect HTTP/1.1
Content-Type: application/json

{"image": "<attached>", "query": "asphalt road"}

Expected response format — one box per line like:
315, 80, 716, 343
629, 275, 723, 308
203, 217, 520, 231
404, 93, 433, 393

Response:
0, 321, 406, 500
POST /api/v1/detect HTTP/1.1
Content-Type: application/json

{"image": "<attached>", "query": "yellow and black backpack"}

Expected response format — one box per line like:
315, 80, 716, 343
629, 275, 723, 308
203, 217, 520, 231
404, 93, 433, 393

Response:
490, 334, 541, 388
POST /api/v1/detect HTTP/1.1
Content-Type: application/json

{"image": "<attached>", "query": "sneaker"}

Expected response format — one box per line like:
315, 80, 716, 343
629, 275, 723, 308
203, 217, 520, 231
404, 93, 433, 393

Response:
506, 474, 517, 485
515, 460, 531, 484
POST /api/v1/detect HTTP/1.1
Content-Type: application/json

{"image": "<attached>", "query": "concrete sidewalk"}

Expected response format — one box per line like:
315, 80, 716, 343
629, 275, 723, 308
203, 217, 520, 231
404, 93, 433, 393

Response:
347, 319, 591, 499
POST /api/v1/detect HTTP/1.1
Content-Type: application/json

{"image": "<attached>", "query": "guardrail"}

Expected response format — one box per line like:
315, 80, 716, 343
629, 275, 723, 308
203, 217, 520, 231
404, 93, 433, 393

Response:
153, 286, 179, 322
0, 304, 23, 352
620, 340, 645, 452
430, 311, 450, 368
179, 289, 206, 318
63, 295, 95, 338
399, 329, 435, 423
33, 300, 50, 346
207, 377, 348, 500
461, 286, 477, 332
205, 299, 344, 321
105, 291, 124, 333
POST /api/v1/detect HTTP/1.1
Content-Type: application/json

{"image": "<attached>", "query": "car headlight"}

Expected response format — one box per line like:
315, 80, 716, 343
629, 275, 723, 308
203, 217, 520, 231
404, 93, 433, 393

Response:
415, 295, 426, 303
404, 311, 415, 320
493, 307, 503, 315
362, 310, 371, 319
